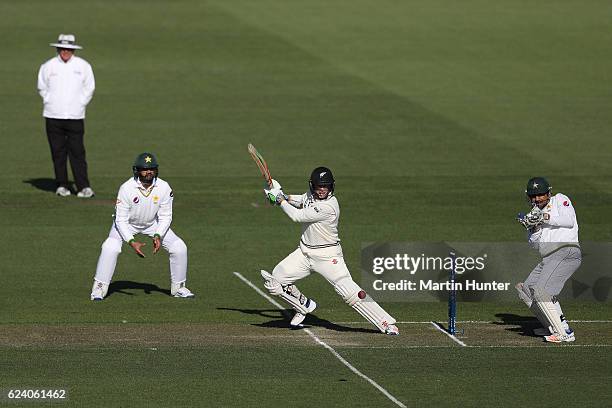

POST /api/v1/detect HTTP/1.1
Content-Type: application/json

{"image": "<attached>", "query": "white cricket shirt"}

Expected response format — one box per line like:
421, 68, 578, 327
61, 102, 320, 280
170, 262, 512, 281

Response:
113, 177, 173, 242
37, 55, 95, 119
281, 192, 341, 253
528, 193, 580, 257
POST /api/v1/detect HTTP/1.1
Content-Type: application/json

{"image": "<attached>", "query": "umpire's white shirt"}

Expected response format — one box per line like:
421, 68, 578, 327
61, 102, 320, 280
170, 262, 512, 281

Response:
114, 177, 173, 242
281, 192, 340, 254
528, 193, 579, 256
37, 55, 95, 119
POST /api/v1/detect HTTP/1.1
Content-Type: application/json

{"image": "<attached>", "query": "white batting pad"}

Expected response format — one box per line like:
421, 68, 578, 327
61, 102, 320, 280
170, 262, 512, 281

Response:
515, 282, 532, 308
334, 277, 396, 333
533, 301, 565, 335
261, 270, 313, 314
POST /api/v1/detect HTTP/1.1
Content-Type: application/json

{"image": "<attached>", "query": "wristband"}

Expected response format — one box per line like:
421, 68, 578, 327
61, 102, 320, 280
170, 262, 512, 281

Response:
153, 234, 161, 239
128, 239, 135, 245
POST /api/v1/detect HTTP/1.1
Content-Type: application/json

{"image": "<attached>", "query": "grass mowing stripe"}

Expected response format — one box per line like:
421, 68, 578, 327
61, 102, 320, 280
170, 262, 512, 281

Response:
430, 321, 467, 347
233, 272, 407, 408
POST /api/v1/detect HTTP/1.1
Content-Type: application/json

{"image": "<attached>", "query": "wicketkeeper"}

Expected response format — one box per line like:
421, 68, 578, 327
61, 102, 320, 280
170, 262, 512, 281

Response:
90, 153, 195, 300
516, 177, 581, 343
261, 167, 399, 335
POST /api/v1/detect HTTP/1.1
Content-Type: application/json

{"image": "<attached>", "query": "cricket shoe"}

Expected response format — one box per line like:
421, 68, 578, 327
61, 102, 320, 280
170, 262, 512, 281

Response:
290, 299, 317, 327
77, 187, 95, 198
90, 280, 108, 301
384, 324, 400, 336
56, 186, 71, 197
171, 282, 195, 298
544, 329, 576, 343
534, 319, 570, 336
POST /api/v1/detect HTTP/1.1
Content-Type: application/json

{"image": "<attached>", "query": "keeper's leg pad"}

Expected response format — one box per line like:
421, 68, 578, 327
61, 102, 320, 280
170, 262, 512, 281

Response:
334, 277, 396, 333
529, 285, 565, 335
517, 281, 550, 329
515, 282, 532, 308
261, 270, 314, 314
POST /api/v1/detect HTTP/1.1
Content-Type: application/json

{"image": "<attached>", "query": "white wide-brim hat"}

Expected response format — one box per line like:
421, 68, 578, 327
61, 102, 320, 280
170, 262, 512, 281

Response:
50, 34, 82, 50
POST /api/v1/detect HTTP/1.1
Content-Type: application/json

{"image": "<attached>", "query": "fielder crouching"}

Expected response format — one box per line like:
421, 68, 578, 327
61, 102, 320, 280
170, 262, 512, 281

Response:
516, 177, 581, 343
261, 167, 399, 335
90, 153, 194, 300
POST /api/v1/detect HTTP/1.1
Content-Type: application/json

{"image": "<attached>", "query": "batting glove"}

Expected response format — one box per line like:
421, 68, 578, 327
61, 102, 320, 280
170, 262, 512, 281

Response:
264, 187, 287, 205
270, 179, 282, 190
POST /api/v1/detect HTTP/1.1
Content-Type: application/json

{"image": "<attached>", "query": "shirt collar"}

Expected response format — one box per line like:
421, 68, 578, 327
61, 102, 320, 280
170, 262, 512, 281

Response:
135, 178, 157, 189
56, 54, 74, 64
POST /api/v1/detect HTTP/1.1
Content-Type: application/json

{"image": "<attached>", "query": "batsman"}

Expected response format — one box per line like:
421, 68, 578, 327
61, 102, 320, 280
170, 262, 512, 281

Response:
90, 153, 195, 300
261, 167, 399, 335
516, 177, 581, 343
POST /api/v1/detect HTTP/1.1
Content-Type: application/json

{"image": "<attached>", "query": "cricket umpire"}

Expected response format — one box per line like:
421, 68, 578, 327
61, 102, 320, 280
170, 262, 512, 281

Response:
37, 34, 95, 198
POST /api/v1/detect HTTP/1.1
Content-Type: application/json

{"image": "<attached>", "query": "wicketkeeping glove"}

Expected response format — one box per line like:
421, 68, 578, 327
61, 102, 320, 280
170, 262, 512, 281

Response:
517, 206, 544, 229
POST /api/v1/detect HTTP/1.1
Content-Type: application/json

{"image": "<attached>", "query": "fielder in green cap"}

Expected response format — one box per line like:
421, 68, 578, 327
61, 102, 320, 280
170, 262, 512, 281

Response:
90, 153, 195, 300
516, 177, 581, 343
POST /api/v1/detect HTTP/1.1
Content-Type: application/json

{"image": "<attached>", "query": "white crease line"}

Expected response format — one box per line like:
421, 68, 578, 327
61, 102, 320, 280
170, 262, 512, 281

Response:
336, 321, 483, 324
430, 321, 467, 347
233, 272, 407, 408
335, 344, 612, 349
569, 320, 612, 323
335, 320, 612, 325
468, 344, 612, 348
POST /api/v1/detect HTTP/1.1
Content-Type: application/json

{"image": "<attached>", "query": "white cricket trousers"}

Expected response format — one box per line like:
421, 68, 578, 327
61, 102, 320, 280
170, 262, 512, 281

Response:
94, 222, 188, 285
525, 246, 582, 298
272, 245, 351, 288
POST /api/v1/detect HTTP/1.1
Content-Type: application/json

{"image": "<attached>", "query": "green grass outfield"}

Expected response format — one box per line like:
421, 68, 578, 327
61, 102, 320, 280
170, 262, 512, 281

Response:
1, 0, 611, 406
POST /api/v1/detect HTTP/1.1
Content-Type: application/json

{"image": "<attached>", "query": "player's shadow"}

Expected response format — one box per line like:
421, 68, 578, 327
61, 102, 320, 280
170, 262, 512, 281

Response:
218, 307, 378, 334
106, 280, 172, 298
23, 178, 60, 192
493, 313, 541, 337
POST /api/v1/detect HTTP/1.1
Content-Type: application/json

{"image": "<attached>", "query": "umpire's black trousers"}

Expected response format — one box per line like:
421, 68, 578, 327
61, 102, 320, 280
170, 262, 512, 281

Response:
45, 118, 91, 191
